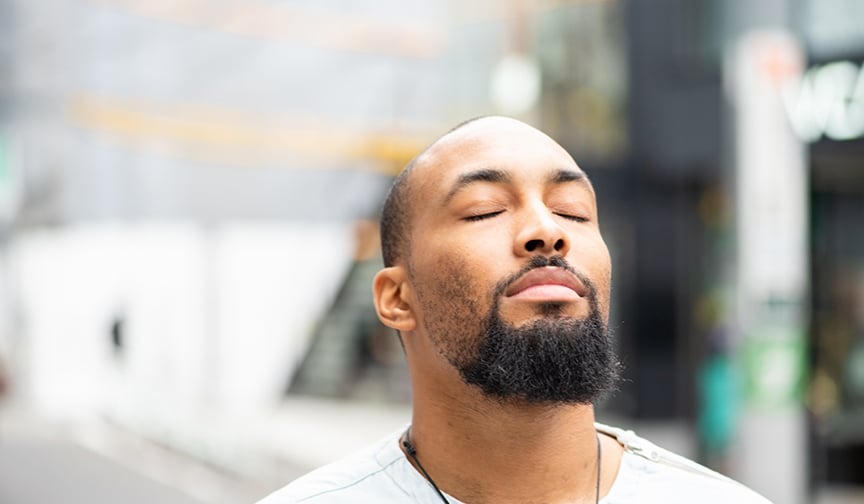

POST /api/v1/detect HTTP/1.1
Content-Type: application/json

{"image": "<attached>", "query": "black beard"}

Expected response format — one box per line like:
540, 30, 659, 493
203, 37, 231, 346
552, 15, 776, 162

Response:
456, 258, 621, 405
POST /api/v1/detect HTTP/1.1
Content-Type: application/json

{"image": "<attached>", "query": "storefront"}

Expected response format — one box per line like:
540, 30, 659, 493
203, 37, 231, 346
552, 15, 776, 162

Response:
807, 87, 864, 485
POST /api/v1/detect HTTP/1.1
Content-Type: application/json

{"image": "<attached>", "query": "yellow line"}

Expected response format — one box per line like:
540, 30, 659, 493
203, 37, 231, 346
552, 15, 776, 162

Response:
66, 95, 431, 174
86, 0, 442, 58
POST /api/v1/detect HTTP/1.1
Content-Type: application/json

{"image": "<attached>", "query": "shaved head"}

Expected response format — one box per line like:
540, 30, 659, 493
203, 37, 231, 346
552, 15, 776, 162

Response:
380, 116, 489, 267
380, 116, 575, 267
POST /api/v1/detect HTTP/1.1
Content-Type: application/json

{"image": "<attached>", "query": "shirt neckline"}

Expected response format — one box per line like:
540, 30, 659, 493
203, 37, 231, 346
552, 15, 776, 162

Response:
376, 423, 638, 504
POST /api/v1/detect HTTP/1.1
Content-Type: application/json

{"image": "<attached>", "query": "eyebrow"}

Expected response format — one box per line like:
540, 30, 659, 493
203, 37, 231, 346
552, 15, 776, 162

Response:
550, 168, 588, 185
443, 167, 591, 203
444, 168, 512, 203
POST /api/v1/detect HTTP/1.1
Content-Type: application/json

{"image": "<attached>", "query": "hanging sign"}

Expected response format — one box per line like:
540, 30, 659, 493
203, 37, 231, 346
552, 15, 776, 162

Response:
783, 59, 864, 142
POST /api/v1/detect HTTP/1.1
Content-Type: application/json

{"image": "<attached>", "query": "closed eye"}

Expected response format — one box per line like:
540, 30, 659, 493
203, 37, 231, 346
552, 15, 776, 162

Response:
464, 211, 504, 222
556, 213, 589, 223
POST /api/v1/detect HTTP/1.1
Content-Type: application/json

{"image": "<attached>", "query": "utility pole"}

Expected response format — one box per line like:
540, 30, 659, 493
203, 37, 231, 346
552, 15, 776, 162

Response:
726, 28, 809, 504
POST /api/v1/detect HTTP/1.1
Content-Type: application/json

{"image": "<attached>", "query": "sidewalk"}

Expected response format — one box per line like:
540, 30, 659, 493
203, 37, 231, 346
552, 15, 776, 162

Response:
0, 403, 273, 504
5, 397, 863, 504
102, 396, 412, 496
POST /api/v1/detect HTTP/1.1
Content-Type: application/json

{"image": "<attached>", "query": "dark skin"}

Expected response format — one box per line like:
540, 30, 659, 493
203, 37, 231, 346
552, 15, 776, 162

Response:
373, 117, 624, 503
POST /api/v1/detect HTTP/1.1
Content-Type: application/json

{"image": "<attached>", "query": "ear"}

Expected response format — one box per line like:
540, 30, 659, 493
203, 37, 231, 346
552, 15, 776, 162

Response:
373, 266, 417, 332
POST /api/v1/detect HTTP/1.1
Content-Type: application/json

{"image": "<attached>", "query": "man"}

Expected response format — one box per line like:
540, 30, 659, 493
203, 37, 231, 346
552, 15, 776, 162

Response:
259, 116, 772, 503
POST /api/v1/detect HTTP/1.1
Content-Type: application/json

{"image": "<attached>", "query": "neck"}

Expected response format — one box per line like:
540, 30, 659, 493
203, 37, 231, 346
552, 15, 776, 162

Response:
407, 388, 603, 504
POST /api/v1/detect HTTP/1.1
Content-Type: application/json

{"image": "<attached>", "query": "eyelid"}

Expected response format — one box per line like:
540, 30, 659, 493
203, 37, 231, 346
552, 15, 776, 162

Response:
549, 199, 591, 223
463, 210, 504, 222
454, 194, 507, 221
556, 213, 589, 223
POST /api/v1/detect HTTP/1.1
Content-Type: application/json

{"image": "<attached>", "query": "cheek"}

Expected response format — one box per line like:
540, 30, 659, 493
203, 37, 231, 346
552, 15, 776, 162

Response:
414, 230, 489, 284
571, 235, 612, 304
412, 249, 482, 315
591, 244, 613, 316
408, 250, 493, 356
593, 240, 612, 284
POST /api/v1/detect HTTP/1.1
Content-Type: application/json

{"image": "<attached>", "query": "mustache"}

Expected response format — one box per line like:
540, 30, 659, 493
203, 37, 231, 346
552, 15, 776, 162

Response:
493, 255, 597, 300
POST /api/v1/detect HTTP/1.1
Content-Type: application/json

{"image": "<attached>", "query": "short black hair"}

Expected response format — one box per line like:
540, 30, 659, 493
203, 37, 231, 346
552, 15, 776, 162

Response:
379, 116, 490, 267
379, 159, 416, 267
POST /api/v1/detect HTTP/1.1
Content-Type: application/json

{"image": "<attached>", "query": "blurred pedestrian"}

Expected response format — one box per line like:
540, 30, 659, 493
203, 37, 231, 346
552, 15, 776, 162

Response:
258, 117, 772, 503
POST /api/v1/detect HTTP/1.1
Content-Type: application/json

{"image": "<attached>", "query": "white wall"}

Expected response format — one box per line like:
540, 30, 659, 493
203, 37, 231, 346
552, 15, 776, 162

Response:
11, 222, 353, 422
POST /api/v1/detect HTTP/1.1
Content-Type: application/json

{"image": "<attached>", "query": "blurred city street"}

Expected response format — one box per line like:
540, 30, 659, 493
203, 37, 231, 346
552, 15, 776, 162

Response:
3, 398, 864, 504
0, 440, 205, 504
0, 397, 412, 504
0, 1, 863, 503
0, 405, 265, 504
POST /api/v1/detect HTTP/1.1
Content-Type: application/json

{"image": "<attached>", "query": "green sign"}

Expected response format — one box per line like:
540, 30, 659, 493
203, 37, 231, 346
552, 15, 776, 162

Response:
742, 327, 806, 410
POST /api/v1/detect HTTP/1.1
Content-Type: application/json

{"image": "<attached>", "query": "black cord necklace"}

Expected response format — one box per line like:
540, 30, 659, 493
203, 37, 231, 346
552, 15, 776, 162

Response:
401, 428, 602, 504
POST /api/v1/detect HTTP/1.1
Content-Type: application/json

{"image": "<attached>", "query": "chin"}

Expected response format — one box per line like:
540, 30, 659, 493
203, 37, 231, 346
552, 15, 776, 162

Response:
537, 301, 568, 315
530, 301, 593, 321
502, 299, 585, 321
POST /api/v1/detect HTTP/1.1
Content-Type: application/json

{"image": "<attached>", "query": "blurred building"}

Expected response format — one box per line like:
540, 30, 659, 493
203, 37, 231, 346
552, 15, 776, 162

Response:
613, 0, 864, 499
799, 0, 864, 489
0, 1, 862, 503
605, 0, 862, 500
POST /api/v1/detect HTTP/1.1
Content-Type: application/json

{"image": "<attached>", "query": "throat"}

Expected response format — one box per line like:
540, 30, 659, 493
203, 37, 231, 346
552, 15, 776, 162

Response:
400, 423, 603, 504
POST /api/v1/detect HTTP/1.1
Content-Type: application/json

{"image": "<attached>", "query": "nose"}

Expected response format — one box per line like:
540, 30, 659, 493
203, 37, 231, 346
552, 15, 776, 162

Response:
514, 203, 570, 257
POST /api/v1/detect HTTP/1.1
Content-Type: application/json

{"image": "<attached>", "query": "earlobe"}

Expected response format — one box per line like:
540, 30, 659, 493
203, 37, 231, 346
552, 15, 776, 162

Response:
373, 267, 417, 332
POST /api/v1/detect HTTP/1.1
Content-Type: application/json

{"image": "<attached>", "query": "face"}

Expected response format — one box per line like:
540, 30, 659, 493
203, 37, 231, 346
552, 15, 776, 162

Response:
399, 117, 618, 404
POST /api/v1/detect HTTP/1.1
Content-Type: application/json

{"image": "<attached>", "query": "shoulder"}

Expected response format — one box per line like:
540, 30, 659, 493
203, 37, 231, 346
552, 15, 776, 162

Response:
618, 453, 773, 503
596, 423, 773, 504
256, 432, 411, 504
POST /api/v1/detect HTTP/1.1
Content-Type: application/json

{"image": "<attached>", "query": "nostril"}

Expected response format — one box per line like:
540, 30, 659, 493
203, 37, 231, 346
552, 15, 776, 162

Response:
525, 239, 543, 252
553, 239, 565, 251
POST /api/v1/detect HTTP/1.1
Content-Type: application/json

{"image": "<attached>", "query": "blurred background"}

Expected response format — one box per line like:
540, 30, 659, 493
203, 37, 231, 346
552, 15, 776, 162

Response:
0, 0, 862, 503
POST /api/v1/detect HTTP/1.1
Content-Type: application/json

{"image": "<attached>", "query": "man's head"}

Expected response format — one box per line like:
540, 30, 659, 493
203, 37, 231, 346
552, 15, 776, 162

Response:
379, 117, 484, 268
374, 116, 620, 405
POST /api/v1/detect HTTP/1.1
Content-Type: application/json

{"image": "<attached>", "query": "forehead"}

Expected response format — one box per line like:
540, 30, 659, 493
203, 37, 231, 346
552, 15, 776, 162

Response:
411, 117, 589, 198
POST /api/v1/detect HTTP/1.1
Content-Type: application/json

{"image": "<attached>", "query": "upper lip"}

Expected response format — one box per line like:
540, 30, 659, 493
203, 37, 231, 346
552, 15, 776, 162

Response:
504, 267, 588, 297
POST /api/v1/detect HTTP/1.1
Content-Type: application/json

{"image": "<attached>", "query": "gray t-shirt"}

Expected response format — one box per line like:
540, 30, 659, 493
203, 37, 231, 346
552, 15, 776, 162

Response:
257, 423, 773, 503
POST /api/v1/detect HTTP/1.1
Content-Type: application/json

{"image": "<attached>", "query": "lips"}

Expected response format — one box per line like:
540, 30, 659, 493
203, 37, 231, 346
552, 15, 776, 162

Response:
504, 266, 589, 299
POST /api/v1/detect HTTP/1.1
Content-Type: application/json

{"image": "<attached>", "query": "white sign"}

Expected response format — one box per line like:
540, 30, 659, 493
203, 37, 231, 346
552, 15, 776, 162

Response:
783, 60, 864, 142
731, 31, 808, 304
728, 31, 809, 504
